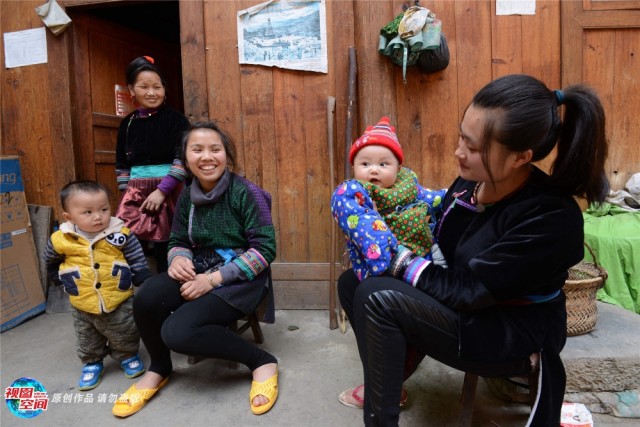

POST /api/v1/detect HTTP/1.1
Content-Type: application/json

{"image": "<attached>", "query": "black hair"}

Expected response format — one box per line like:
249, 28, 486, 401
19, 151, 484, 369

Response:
60, 180, 109, 211
180, 121, 237, 172
125, 56, 167, 88
470, 74, 609, 206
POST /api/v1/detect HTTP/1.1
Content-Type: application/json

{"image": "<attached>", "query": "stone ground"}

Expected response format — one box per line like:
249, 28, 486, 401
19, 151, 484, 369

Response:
2, 305, 639, 426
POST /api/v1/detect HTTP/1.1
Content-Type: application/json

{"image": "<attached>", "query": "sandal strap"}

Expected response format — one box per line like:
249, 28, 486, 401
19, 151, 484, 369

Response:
250, 375, 278, 401
351, 384, 365, 405
116, 385, 158, 404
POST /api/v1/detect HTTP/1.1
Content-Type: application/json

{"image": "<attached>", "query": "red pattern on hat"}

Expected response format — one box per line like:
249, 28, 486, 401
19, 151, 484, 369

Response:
349, 116, 403, 164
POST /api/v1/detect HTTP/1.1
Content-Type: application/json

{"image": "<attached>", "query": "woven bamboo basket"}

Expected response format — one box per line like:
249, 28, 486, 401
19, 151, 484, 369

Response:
563, 244, 607, 336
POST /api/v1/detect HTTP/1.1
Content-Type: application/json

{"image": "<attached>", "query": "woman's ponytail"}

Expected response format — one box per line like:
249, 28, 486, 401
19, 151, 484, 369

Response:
550, 85, 609, 205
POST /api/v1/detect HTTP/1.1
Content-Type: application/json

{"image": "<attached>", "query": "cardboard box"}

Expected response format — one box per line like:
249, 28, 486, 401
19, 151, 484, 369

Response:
1, 156, 46, 332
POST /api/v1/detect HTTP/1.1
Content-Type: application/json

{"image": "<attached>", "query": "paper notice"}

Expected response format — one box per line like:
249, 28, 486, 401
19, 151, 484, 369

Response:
4, 27, 48, 69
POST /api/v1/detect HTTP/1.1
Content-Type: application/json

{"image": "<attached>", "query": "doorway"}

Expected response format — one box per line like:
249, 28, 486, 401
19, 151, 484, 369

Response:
67, 1, 184, 210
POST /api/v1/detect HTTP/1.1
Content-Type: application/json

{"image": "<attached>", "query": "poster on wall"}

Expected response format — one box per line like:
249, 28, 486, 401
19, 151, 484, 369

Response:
237, 0, 327, 73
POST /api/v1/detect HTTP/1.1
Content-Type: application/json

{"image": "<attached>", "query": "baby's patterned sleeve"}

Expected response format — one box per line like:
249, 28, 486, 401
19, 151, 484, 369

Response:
417, 184, 447, 230
331, 180, 398, 280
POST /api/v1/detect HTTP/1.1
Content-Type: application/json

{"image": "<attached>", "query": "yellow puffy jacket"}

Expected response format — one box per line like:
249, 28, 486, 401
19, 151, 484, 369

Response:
48, 218, 149, 314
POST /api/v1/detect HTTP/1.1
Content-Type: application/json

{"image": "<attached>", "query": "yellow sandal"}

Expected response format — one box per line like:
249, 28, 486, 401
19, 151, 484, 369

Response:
112, 376, 169, 417
249, 372, 278, 415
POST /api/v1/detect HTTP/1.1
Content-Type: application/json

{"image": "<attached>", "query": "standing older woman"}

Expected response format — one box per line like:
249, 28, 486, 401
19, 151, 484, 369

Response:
116, 56, 190, 272
113, 122, 278, 417
337, 74, 608, 426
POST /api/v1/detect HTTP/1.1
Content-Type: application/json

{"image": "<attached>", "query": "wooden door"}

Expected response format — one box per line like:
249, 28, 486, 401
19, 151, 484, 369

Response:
562, 1, 640, 191
69, 12, 183, 210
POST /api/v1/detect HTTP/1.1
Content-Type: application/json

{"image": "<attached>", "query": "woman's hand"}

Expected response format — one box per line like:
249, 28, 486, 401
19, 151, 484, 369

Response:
140, 189, 167, 213
180, 274, 214, 300
168, 256, 196, 282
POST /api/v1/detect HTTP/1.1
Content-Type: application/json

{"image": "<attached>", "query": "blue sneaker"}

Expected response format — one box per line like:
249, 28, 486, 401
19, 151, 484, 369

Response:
121, 354, 145, 379
78, 362, 104, 391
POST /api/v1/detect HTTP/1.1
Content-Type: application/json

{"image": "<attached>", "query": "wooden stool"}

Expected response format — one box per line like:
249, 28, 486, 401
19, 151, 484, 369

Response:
229, 310, 264, 344
458, 355, 540, 427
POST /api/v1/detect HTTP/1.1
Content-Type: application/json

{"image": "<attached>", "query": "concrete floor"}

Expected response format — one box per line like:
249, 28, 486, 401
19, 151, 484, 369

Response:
1, 310, 636, 427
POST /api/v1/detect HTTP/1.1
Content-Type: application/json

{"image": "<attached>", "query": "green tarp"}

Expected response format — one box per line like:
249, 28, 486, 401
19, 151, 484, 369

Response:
583, 203, 640, 314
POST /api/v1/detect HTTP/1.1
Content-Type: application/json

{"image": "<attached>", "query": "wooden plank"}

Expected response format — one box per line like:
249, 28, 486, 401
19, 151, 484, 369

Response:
454, 0, 493, 117
329, 0, 355, 183
92, 113, 121, 127
303, 72, 331, 262
27, 205, 53, 296
45, 23, 76, 212
609, 29, 640, 190
561, 0, 586, 87
204, 1, 245, 172
395, 1, 424, 181
583, 31, 616, 126
180, 0, 209, 121
490, 1, 523, 77
354, 0, 396, 127
273, 281, 329, 309
68, 14, 96, 188
271, 262, 344, 281
576, 9, 640, 27
417, 0, 461, 190
238, 63, 278, 214
584, 0, 640, 11
273, 69, 309, 262
522, 0, 561, 87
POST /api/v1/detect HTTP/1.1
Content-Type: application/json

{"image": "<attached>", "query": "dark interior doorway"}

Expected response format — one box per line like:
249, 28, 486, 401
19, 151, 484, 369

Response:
66, 0, 184, 210
85, 1, 181, 45
69, 0, 184, 111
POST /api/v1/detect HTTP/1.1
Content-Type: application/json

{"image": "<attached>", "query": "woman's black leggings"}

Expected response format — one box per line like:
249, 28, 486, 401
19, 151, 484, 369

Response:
134, 272, 277, 378
338, 269, 531, 427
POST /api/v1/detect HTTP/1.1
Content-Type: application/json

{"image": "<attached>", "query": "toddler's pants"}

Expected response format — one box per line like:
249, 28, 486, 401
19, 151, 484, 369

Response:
72, 297, 139, 364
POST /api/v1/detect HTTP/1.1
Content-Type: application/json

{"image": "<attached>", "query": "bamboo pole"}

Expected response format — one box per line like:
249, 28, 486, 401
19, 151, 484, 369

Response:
327, 96, 338, 330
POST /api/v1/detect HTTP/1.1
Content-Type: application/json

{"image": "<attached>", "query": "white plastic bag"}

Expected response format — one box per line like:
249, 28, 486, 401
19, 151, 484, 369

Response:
560, 402, 594, 427
35, 0, 71, 36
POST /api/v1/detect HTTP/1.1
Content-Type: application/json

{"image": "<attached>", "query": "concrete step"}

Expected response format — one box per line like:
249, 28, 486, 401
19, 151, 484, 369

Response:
561, 301, 640, 417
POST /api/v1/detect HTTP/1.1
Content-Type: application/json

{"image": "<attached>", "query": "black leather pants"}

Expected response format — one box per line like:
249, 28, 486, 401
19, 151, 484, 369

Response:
339, 270, 461, 426
338, 270, 536, 427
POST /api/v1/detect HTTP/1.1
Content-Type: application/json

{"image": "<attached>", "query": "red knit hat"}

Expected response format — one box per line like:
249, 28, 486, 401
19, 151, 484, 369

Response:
349, 116, 403, 164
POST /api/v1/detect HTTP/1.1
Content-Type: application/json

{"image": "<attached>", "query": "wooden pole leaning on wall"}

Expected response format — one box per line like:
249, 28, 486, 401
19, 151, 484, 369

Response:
327, 96, 338, 330
337, 47, 358, 333
345, 46, 357, 180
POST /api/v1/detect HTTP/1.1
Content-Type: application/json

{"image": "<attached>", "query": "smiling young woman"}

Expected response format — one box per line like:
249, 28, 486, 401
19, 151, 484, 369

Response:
113, 121, 279, 418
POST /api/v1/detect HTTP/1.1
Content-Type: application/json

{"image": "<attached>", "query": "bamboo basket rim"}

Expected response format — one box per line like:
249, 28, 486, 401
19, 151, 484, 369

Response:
563, 243, 608, 336
565, 243, 608, 286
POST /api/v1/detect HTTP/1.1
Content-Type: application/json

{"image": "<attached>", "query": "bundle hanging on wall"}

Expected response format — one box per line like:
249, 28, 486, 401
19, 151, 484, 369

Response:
378, 3, 449, 83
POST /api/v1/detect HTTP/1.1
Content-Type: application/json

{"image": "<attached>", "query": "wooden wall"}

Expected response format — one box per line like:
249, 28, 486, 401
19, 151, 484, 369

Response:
2, 0, 639, 308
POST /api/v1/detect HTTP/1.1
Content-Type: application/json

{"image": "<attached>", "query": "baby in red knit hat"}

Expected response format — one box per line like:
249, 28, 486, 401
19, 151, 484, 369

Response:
331, 116, 447, 281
